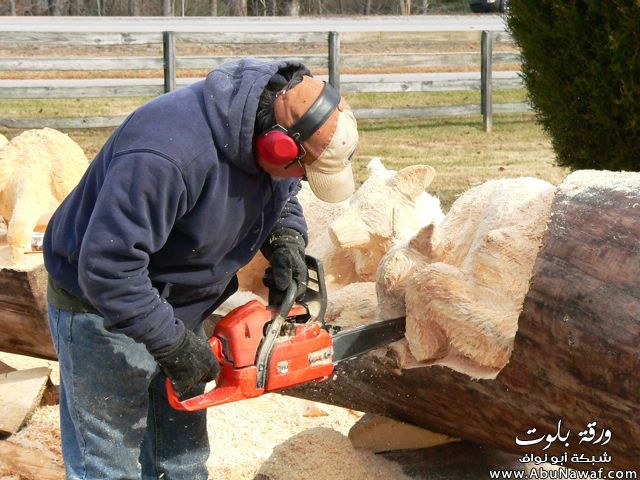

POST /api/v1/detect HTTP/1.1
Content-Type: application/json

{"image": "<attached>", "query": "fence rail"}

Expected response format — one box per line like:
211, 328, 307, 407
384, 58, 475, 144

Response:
0, 18, 529, 130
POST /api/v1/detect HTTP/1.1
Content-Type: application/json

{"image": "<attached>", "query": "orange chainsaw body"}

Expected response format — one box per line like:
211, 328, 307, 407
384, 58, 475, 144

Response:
167, 299, 334, 411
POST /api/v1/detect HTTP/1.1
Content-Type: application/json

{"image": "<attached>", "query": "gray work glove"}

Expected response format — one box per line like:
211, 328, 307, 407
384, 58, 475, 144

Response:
262, 228, 308, 306
152, 329, 220, 396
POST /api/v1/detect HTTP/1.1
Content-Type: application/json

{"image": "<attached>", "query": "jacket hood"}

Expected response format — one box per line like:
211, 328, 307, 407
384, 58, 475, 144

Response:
204, 58, 310, 175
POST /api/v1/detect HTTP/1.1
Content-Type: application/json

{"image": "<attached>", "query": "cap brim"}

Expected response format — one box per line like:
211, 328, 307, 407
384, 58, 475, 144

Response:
305, 162, 355, 203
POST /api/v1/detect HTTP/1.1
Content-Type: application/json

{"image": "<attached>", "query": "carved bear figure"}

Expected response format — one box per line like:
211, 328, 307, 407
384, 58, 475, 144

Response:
377, 177, 556, 378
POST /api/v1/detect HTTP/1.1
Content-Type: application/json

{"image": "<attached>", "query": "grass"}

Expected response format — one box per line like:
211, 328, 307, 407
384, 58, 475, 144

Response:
0, 90, 528, 118
0, 94, 566, 212
355, 114, 566, 209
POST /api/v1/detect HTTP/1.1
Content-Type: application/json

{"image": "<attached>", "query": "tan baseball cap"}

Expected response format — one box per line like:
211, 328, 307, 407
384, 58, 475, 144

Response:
273, 75, 359, 203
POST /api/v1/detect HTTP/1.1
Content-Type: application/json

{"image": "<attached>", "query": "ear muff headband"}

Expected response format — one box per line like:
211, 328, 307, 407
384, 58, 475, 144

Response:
257, 81, 341, 167
287, 81, 341, 143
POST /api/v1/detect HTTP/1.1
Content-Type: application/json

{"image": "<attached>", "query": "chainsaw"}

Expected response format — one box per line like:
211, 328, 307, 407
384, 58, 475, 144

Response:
166, 256, 406, 411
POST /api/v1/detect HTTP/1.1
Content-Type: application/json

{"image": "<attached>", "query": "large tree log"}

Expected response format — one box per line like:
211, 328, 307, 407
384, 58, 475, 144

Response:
287, 171, 640, 471
0, 248, 55, 360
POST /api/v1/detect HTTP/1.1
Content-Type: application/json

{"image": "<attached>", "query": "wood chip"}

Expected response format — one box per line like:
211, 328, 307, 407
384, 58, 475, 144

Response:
0, 367, 50, 434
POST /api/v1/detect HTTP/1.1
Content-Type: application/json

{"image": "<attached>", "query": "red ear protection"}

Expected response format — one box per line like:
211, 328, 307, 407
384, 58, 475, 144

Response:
256, 80, 341, 174
255, 128, 300, 166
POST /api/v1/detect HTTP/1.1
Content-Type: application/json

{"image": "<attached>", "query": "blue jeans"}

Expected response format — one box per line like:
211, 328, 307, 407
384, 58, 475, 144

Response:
48, 304, 210, 480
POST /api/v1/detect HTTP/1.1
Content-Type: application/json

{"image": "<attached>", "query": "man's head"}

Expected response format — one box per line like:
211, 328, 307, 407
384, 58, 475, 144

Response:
254, 74, 359, 203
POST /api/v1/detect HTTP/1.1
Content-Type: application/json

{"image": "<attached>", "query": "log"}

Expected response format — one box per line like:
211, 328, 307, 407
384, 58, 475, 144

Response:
0, 248, 55, 360
0, 440, 64, 480
286, 171, 640, 471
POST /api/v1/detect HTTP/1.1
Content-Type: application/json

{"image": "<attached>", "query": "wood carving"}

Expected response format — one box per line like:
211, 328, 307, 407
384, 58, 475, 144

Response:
377, 177, 555, 378
0, 128, 88, 262
237, 158, 444, 301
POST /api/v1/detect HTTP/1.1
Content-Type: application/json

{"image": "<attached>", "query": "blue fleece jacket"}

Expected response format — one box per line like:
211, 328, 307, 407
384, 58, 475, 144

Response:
43, 59, 309, 352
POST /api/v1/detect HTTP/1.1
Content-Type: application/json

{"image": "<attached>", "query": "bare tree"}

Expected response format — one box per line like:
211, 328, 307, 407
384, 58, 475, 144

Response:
420, 0, 427, 13
51, 0, 69, 15
399, 0, 411, 14
210, 0, 217, 14
271, 0, 277, 15
229, 0, 247, 15
163, 0, 172, 15
128, 0, 140, 15
363, 0, 371, 14
287, 0, 299, 15
9, 0, 16, 15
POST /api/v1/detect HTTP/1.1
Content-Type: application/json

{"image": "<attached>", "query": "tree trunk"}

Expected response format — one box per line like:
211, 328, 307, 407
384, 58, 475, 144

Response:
9, 0, 17, 15
229, 0, 247, 15
271, 0, 277, 15
286, 0, 299, 15
210, 0, 217, 15
420, 0, 428, 14
363, 0, 371, 15
52, 0, 67, 15
72, 0, 81, 15
286, 171, 640, 471
128, 0, 140, 15
0, 263, 54, 360
162, 0, 172, 16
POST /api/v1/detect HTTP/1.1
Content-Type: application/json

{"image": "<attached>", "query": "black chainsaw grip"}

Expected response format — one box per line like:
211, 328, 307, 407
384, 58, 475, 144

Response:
276, 282, 298, 321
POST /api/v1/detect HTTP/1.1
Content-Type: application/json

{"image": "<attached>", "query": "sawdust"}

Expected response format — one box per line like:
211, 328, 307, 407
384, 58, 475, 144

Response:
257, 427, 413, 480
0, 353, 410, 480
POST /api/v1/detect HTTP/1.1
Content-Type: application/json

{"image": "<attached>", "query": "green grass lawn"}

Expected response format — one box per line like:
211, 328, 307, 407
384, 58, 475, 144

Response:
0, 90, 566, 212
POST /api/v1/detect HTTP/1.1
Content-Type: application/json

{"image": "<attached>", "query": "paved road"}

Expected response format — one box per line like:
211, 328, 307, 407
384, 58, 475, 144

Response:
0, 15, 507, 33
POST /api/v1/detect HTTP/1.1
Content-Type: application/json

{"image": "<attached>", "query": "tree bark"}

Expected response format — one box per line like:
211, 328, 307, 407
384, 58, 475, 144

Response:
9, 0, 16, 15
420, 0, 428, 14
52, 0, 68, 15
363, 0, 371, 15
0, 263, 54, 360
287, 0, 299, 16
286, 171, 640, 471
128, 0, 140, 15
210, 0, 217, 15
162, 0, 172, 16
229, 0, 247, 15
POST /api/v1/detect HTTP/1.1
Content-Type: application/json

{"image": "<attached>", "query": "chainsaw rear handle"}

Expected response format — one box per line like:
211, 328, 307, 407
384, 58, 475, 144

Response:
165, 335, 235, 411
166, 283, 299, 411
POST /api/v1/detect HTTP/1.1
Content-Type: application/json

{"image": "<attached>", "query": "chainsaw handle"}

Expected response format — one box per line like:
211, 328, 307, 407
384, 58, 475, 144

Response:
166, 370, 249, 411
165, 335, 239, 412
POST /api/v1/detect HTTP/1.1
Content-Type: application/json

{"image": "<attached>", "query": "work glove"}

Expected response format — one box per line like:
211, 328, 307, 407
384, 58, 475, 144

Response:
152, 328, 220, 397
262, 228, 308, 306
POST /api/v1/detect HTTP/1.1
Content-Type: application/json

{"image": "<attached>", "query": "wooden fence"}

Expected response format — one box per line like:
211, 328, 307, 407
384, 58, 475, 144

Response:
0, 18, 528, 131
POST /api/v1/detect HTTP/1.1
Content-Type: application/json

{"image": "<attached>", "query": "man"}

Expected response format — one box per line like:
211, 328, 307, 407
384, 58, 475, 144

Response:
43, 58, 358, 479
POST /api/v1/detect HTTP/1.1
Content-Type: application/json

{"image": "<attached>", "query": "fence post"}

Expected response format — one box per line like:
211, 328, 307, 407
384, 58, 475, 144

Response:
481, 30, 494, 133
163, 31, 176, 93
328, 31, 341, 93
